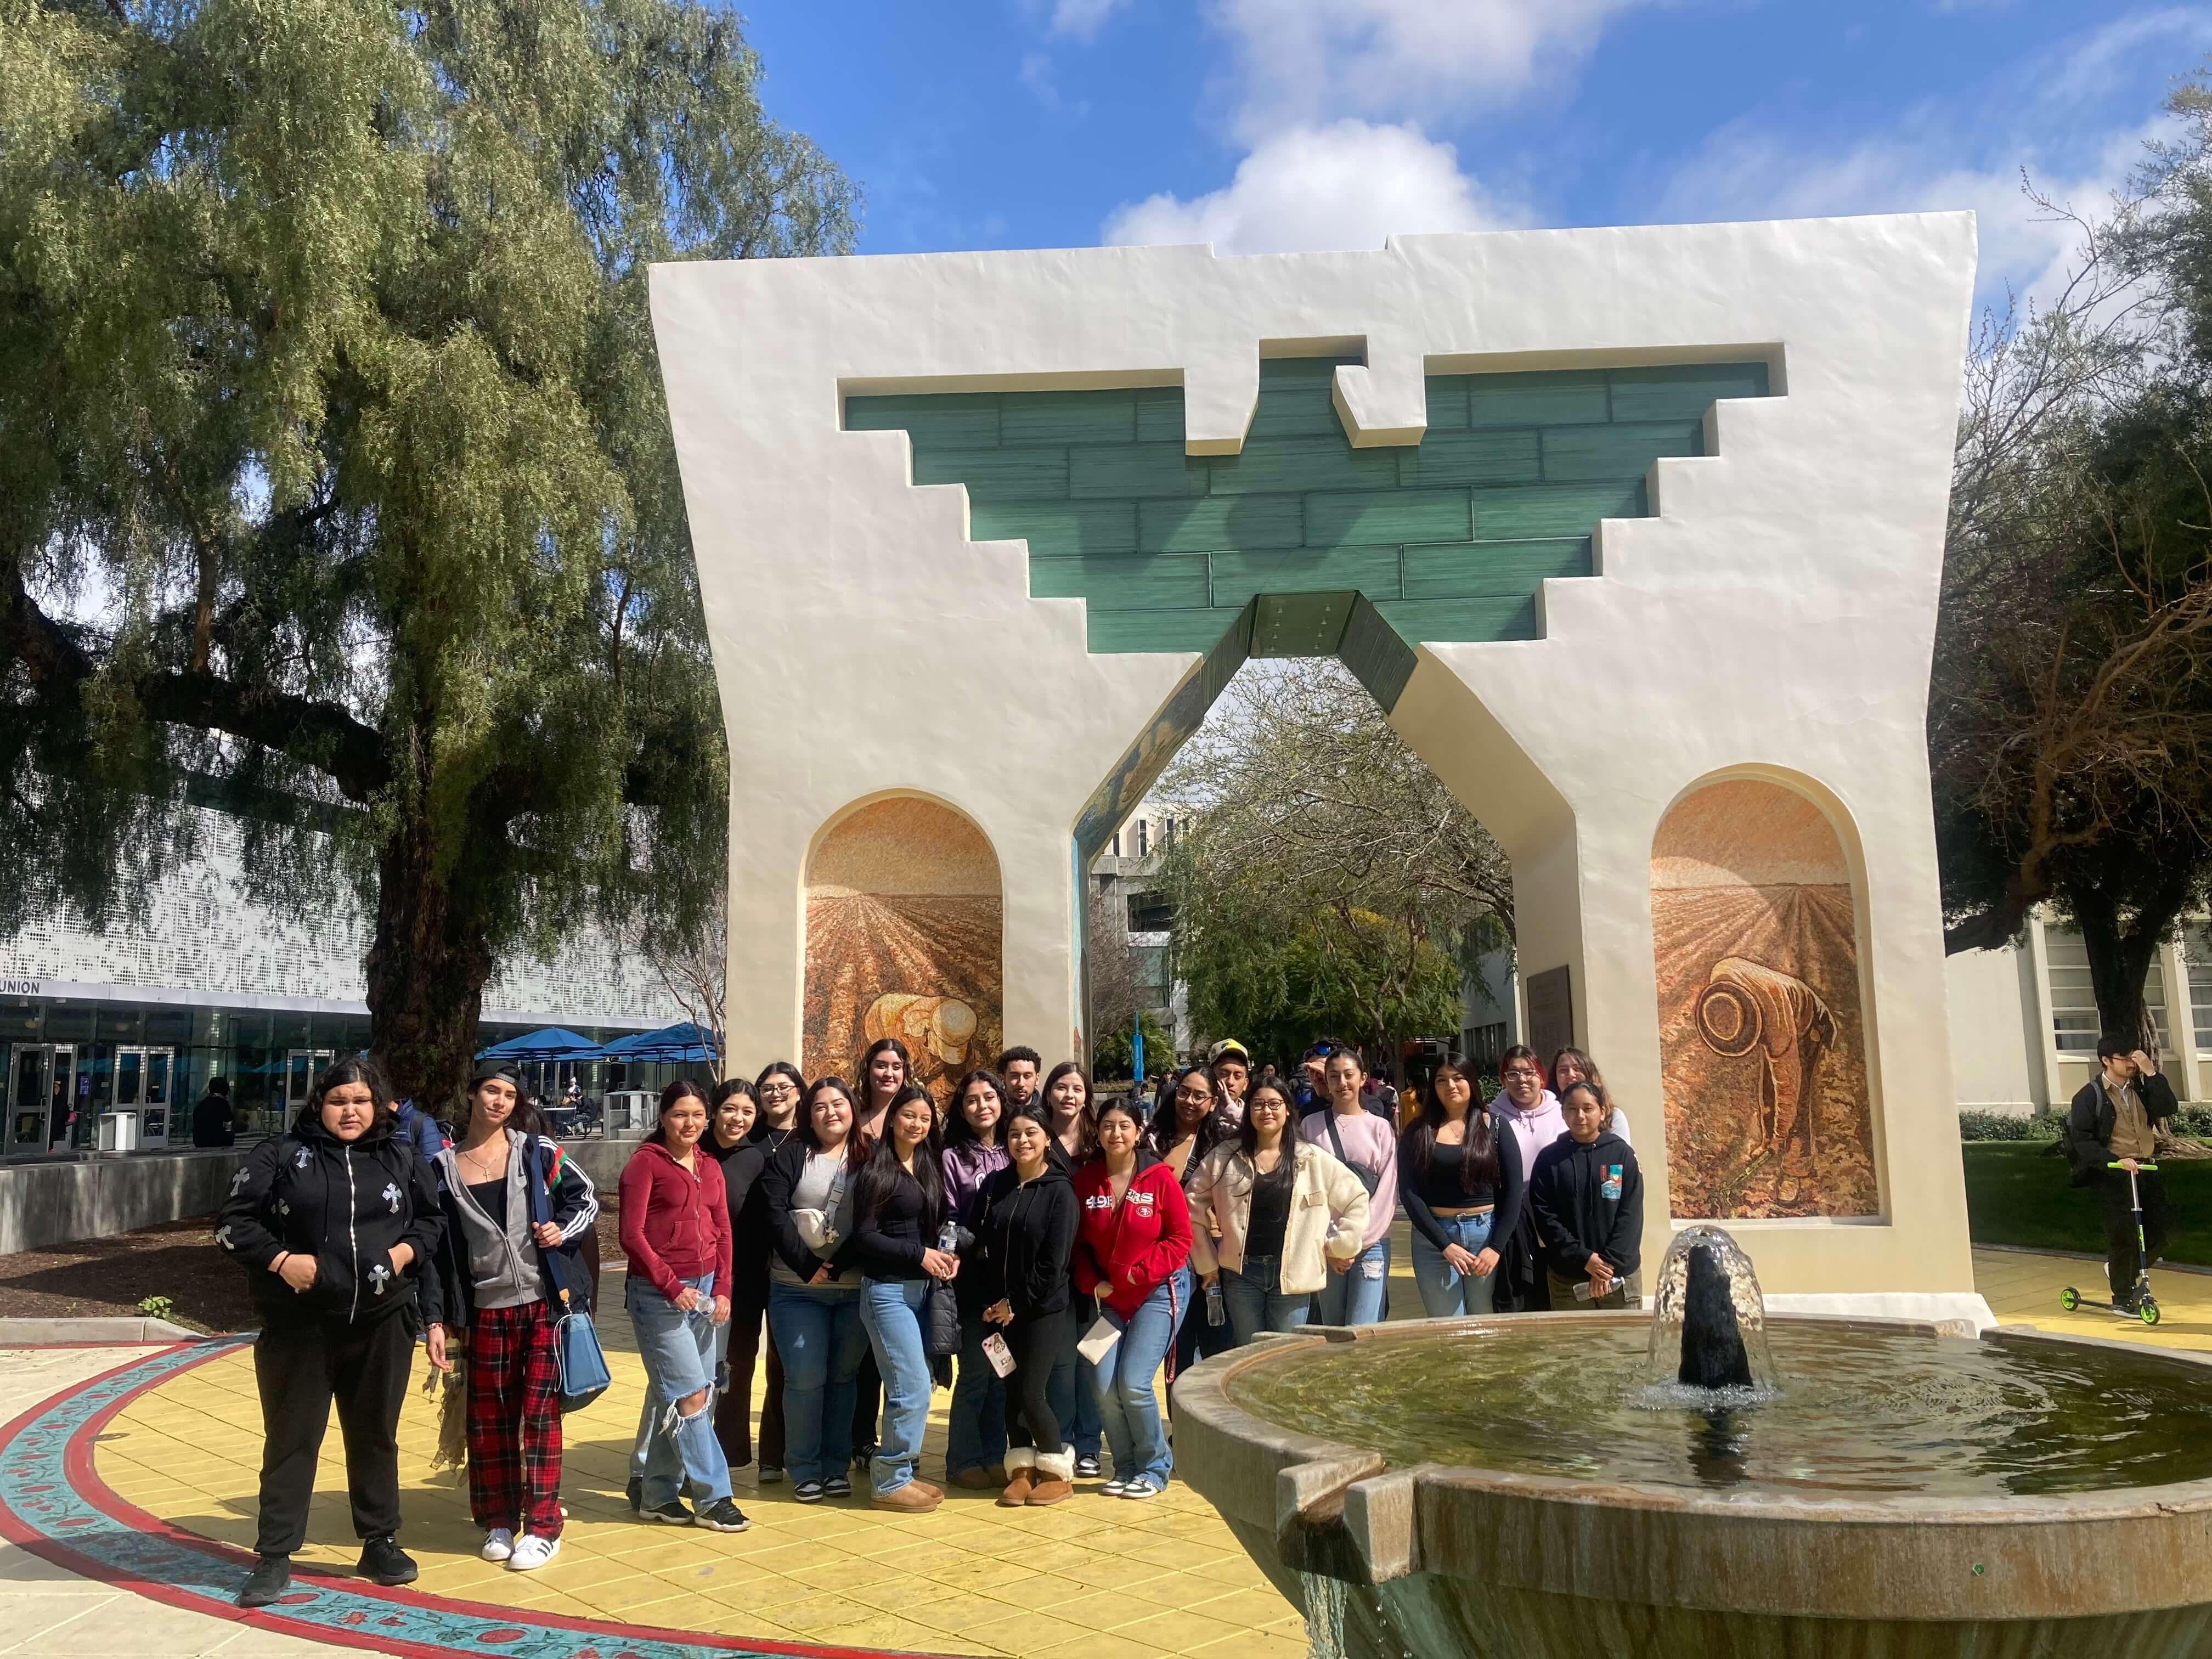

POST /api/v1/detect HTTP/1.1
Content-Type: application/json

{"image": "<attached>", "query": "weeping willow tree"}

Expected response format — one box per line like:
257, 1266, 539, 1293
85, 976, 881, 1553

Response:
1, 0, 857, 1107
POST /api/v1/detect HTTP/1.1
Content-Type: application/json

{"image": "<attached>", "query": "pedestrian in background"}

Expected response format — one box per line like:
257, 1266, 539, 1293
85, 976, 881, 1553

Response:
2067, 1037, 2175, 1316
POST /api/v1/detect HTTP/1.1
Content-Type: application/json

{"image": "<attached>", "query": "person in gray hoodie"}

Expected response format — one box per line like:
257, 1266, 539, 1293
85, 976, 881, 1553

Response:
421, 1063, 597, 1573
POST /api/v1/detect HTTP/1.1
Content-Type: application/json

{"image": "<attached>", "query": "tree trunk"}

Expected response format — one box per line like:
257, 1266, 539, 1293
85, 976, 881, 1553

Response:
2062, 871, 2191, 1063
363, 806, 497, 1122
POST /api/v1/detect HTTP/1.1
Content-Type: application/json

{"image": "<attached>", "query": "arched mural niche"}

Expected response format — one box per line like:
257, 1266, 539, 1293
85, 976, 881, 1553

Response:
1651, 773, 1878, 1220
803, 794, 1005, 1111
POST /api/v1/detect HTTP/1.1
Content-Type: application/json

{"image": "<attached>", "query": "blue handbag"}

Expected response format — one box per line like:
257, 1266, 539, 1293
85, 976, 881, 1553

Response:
528, 1147, 611, 1412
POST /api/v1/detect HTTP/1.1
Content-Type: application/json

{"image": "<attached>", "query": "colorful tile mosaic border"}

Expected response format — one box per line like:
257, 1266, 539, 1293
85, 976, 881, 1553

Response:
0, 1338, 943, 1659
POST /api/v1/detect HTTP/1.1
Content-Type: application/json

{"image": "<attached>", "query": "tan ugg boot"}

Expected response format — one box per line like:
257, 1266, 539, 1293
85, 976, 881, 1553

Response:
998, 1447, 1036, 1508
1026, 1447, 1074, 1506
871, 1480, 942, 1514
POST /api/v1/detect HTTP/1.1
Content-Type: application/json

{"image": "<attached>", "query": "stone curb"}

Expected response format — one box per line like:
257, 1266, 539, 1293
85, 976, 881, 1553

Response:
0, 1316, 201, 1345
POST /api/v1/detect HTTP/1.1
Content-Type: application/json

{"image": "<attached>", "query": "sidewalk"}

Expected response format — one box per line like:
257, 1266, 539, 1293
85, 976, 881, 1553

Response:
1, 1243, 2205, 1658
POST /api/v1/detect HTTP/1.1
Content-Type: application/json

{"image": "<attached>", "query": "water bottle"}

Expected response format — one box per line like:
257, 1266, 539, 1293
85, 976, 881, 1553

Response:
939, 1220, 959, 1254
1205, 1278, 1225, 1327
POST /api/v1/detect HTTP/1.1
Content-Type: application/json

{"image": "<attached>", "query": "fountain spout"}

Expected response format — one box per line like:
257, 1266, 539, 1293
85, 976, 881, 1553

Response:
1645, 1223, 1776, 1392
1679, 1244, 1754, 1389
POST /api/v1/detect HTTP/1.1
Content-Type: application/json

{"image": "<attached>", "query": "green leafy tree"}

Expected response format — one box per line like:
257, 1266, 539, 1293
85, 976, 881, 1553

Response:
1932, 76, 2212, 1046
1, 0, 856, 1108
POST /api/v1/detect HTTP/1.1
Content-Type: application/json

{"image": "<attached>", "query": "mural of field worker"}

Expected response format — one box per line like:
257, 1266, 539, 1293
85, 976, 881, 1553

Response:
1694, 957, 1836, 1200
864, 994, 980, 1105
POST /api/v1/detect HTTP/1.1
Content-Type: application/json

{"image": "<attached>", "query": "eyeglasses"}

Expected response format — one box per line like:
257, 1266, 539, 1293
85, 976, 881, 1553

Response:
1176, 1087, 1211, 1103
759, 1081, 797, 1096
1501, 1066, 1542, 1081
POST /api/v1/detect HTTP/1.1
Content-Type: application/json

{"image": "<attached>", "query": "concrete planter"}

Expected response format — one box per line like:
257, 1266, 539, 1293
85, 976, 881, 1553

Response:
1171, 1314, 2212, 1658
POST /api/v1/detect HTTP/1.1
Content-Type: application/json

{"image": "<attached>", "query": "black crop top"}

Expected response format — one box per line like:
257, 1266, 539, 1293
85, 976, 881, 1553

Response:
1396, 1119, 1525, 1254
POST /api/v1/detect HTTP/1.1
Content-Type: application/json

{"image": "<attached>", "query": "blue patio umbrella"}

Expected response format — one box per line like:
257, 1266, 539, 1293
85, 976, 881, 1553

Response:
475, 1026, 605, 1062
596, 1022, 720, 1065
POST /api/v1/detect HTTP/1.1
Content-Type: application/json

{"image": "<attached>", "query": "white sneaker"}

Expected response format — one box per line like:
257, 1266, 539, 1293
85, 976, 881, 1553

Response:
479, 1528, 515, 1562
506, 1534, 561, 1572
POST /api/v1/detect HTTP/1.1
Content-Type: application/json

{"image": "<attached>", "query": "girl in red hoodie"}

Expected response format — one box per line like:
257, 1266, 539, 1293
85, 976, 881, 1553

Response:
617, 1081, 748, 1532
1072, 1097, 1193, 1499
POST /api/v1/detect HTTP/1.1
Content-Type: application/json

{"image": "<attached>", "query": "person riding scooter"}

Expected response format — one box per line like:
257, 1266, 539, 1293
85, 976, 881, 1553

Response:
2066, 1035, 2175, 1318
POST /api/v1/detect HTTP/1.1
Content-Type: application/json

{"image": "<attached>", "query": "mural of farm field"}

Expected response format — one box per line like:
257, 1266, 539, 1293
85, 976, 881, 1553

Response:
1652, 777, 1880, 1220
803, 795, 1003, 1110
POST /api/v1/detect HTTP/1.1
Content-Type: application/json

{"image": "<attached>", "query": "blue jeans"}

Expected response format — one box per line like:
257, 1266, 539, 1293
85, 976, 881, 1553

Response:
1091, 1268, 1188, 1488
1220, 1255, 1310, 1346
1409, 1211, 1498, 1318
767, 1278, 868, 1485
858, 1278, 932, 1496
627, 1275, 732, 1506
1048, 1304, 1103, 1458
1314, 1237, 1391, 1327
946, 1307, 1008, 1477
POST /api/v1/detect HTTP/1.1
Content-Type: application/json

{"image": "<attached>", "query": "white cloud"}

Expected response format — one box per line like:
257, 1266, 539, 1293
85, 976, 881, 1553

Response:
1204, 0, 1656, 143
1651, 8, 2212, 315
1050, 0, 1128, 42
1102, 119, 1513, 254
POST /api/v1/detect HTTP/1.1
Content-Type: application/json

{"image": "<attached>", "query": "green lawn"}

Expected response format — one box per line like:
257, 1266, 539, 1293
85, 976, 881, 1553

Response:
1961, 1141, 2212, 1267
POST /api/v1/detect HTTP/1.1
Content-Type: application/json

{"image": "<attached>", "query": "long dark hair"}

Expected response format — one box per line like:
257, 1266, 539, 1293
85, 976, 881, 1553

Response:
1234, 1079, 1301, 1165
855, 1091, 946, 1234
1146, 1065, 1223, 1163
644, 1078, 710, 1147
941, 1068, 1008, 1150
800, 1077, 865, 1164
1406, 1053, 1498, 1192
860, 1037, 912, 1106
303, 1053, 397, 1136
1041, 1060, 1096, 1158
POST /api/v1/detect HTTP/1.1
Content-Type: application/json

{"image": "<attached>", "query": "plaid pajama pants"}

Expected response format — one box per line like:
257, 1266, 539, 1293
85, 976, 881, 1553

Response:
466, 1300, 564, 1537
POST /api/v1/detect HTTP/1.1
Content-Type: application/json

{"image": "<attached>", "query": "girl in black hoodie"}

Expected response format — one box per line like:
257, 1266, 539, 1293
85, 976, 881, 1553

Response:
974, 1105, 1080, 1507
216, 1054, 443, 1609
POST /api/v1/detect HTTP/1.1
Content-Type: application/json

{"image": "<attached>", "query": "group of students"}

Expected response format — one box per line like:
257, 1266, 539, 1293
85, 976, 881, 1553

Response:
212, 1035, 1642, 1607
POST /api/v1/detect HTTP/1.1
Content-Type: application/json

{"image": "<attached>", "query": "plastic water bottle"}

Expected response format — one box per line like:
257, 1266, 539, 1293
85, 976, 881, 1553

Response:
1206, 1279, 1226, 1327
939, 1220, 959, 1254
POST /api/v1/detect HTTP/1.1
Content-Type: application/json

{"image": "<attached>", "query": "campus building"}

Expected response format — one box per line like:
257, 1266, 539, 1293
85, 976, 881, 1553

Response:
0, 802, 679, 1154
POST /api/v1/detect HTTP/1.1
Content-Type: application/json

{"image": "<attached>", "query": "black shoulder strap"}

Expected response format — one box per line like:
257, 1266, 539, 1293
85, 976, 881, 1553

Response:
1323, 1109, 1349, 1165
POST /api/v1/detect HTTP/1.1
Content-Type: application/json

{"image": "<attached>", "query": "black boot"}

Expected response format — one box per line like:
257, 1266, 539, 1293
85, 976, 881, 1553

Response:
238, 1554, 291, 1608
357, 1534, 418, 1585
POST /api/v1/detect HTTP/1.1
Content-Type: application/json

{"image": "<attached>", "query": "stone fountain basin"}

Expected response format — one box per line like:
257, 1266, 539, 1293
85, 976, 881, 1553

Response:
1170, 1312, 2212, 1659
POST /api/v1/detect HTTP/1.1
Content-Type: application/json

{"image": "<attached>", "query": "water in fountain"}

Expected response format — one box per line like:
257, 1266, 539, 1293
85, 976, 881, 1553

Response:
1643, 1225, 1776, 1401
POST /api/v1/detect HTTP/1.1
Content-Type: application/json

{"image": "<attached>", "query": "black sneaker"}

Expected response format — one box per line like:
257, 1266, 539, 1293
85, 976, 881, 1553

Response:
640, 1499, 695, 1525
1074, 1453, 1102, 1479
759, 1465, 786, 1485
626, 1475, 643, 1513
823, 1474, 852, 1499
357, 1535, 417, 1586
851, 1443, 877, 1469
237, 1554, 291, 1608
696, 1498, 751, 1532
792, 1480, 826, 1504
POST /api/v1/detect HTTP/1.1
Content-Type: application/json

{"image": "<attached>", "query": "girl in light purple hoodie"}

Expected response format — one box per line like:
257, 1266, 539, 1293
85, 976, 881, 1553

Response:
1487, 1045, 1563, 1311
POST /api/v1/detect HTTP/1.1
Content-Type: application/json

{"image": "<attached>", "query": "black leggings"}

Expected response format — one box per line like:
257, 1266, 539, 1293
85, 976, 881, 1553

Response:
1002, 1308, 1070, 1457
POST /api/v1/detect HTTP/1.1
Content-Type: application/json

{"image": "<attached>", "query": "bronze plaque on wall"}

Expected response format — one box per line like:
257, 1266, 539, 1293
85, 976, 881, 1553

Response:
1525, 966, 1574, 1064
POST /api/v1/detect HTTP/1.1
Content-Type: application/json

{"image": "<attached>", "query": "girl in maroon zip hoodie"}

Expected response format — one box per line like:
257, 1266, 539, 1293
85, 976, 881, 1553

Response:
1071, 1097, 1193, 1500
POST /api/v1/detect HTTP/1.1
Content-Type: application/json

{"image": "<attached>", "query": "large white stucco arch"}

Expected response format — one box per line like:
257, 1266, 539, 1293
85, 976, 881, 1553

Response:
650, 217, 1983, 1320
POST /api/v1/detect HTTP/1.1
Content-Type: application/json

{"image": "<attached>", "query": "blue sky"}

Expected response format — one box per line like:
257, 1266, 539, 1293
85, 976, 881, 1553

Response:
740, 1, 2212, 311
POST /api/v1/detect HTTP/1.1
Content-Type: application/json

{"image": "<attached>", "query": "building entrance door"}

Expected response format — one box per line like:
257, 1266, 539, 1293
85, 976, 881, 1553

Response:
10, 1045, 76, 1152
113, 1047, 177, 1149
285, 1050, 334, 1116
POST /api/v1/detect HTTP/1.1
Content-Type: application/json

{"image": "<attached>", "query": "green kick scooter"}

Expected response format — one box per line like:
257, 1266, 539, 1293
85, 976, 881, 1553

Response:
2060, 1160, 2161, 1327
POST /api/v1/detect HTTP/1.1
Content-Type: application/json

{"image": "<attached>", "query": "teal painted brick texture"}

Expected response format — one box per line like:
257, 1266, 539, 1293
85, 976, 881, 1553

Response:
844, 357, 1769, 670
